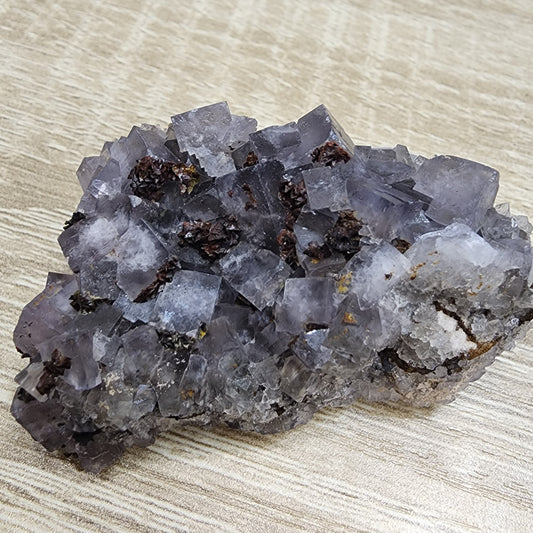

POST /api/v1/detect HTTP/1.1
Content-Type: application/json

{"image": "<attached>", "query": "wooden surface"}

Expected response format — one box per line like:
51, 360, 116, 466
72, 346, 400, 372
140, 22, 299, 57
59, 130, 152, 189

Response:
1, 1, 532, 531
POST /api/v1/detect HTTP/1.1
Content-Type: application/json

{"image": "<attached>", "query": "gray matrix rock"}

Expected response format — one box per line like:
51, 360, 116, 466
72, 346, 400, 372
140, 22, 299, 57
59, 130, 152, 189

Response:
11, 102, 533, 472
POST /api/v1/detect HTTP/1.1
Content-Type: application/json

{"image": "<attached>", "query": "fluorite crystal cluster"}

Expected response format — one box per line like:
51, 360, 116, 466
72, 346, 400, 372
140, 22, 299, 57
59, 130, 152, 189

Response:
12, 103, 533, 472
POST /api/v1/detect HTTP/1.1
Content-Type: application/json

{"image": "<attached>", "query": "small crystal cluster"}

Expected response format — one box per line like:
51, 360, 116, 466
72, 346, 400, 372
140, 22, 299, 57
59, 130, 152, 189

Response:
11, 103, 533, 472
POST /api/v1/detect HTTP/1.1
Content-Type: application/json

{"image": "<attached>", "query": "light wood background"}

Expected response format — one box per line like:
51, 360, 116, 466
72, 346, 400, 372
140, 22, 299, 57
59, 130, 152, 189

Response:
1, 1, 532, 531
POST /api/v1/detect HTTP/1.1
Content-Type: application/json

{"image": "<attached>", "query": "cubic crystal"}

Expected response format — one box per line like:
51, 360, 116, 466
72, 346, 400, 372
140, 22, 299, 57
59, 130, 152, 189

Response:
11, 102, 533, 473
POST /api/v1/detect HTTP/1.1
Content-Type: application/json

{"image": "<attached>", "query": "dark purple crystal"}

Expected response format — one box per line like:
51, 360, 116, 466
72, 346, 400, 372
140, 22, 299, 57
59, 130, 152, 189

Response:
12, 102, 533, 472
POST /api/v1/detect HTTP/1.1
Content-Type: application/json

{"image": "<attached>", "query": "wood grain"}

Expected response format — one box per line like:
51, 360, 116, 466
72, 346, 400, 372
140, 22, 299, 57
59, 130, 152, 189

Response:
0, 1, 532, 531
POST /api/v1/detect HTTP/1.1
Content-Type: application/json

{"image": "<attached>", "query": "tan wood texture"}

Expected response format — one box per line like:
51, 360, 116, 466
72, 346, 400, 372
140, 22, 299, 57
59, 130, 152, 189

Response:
1, 1, 532, 531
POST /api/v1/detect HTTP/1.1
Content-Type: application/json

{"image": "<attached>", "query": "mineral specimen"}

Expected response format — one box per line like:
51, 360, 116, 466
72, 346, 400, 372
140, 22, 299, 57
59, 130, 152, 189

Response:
11, 102, 533, 473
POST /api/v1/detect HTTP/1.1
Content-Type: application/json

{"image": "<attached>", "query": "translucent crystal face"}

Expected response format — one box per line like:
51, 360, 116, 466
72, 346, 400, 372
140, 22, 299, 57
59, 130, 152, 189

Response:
11, 102, 533, 473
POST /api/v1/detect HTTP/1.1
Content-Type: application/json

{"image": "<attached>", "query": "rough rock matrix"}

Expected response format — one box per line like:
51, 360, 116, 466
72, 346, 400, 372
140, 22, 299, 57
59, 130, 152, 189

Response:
12, 103, 533, 472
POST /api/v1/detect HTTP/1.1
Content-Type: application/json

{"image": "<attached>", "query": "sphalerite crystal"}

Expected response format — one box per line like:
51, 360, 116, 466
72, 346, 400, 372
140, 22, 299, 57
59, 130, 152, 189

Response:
11, 103, 533, 472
